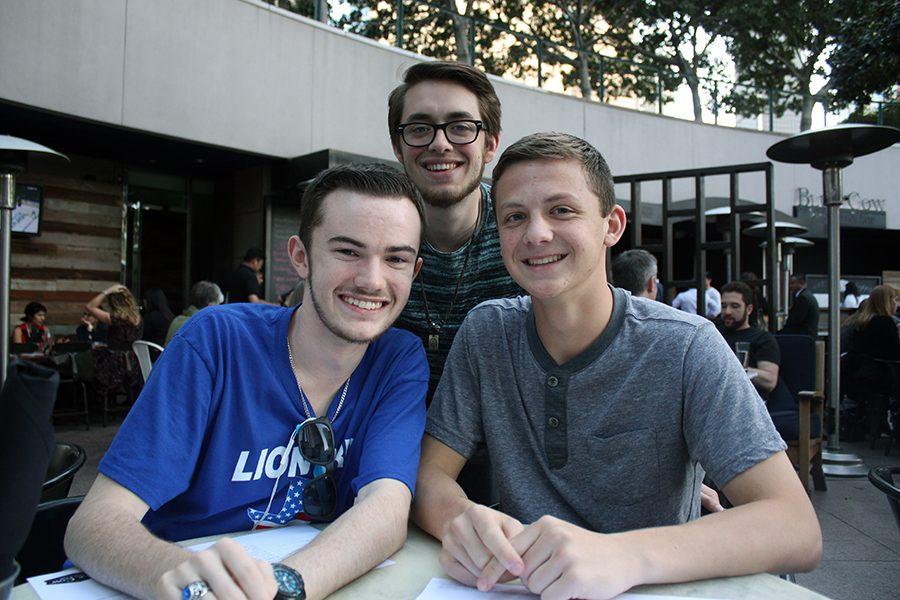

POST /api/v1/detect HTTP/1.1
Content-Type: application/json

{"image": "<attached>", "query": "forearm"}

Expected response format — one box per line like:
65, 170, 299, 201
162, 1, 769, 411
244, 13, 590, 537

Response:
65, 503, 191, 599
616, 471, 820, 586
282, 481, 411, 600
412, 462, 475, 540
749, 369, 777, 393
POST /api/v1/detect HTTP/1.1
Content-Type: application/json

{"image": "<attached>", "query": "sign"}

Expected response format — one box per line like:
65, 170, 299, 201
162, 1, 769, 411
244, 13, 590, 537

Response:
792, 205, 887, 237
266, 198, 302, 303
795, 187, 887, 212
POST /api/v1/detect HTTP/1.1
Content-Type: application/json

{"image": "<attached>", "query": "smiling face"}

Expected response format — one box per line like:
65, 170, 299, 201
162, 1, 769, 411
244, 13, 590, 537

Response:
290, 190, 423, 344
393, 80, 498, 208
721, 291, 752, 331
494, 159, 626, 301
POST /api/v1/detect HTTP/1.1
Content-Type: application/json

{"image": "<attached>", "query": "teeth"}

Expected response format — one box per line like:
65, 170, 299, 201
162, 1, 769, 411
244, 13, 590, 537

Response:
344, 297, 383, 310
425, 163, 457, 172
527, 255, 563, 266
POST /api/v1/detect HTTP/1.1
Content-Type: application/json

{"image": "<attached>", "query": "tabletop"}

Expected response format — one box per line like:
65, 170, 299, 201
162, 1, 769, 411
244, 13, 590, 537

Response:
12, 526, 829, 600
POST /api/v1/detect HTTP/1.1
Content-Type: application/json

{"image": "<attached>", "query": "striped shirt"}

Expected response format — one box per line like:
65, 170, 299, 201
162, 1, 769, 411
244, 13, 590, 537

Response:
397, 184, 522, 401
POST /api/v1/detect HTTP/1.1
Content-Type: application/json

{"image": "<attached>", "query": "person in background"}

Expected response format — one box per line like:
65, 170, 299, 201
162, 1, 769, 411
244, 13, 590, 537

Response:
76, 311, 108, 344
228, 247, 277, 304
781, 274, 820, 338
611, 249, 657, 299
12, 301, 52, 353
672, 272, 721, 318
280, 279, 306, 308
717, 282, 780, 399
740, 271, 769, 329
842, 281, 861, 309
165, 281, 224, 345
85, 285, 143, 395
141, 287, 175, 347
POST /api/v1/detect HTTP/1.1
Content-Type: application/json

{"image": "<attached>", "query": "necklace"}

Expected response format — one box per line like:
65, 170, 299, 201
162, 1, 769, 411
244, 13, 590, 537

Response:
420, 199, 482, 351
286, 338, 349, 421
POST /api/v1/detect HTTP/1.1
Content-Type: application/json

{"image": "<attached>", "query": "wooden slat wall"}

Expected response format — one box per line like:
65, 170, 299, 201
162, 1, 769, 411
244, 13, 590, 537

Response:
10, 172, 123, 335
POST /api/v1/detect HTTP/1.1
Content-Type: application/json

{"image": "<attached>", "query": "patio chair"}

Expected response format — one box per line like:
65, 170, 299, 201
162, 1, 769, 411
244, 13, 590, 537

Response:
867, 466, 900, 533
40, 443, 86, 503
774, 335, 826, 492
132, 340, 164, 383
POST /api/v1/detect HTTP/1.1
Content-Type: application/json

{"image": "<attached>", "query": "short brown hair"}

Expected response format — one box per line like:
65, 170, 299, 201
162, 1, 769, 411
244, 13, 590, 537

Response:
722, 281, 755, 308
491, 132, 615, 215
388, 61, 502, 151
298, 163, 426, 251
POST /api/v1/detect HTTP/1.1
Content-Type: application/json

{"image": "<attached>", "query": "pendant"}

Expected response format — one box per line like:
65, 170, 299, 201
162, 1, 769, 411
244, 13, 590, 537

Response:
428, 334, 440, 351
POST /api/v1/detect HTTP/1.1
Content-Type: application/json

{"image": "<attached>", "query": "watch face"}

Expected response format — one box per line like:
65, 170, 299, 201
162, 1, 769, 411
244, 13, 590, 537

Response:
272, 563, 304, 599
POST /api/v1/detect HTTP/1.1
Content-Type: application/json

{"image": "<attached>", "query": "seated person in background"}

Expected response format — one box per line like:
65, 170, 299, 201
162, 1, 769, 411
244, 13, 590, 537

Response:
842, 281, 861, 309
781, 274, 819, 338
164, 280, 223, 345
740, 271, 769, 329
12, 301, 52, 352
75, 311, 109, 344
414, 133, 821, 599
141, 287, 175, 347
717, 281, 780, 398
671, 272, 720, 318
610, 249, 657, 300
65, 164, 429, 600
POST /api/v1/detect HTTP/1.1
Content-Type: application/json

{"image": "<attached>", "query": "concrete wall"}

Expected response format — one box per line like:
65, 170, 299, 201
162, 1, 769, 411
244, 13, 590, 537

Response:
2, 0, 898, 228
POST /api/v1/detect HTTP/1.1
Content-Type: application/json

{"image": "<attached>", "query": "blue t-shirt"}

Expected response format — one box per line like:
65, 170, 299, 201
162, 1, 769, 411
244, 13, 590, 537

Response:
99, 304, 428, 542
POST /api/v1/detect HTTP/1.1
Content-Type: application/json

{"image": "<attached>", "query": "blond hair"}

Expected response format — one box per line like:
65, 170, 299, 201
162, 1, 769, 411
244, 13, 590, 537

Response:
107, 288, 141, 325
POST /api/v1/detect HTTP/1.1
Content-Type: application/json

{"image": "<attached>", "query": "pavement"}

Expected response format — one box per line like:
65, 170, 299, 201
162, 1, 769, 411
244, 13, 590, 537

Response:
53, 418, 900, 600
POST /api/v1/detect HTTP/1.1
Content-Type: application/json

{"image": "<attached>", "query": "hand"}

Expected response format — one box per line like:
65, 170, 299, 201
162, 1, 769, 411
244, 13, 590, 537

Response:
103, 284, 125, 295
440, 504, 525, 588
155, 538, 277, 600
479, 516, 640, 600
700, 483, 724, 513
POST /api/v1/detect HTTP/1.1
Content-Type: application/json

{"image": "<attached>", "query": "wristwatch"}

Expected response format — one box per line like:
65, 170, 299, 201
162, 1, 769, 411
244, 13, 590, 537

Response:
272, 562, 305, 599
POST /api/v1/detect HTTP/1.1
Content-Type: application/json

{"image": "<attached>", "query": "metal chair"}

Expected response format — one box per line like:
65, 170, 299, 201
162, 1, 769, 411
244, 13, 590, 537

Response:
867, 466, 900, 533
49, 345, 91, 430
15, 495, 84, 582
132, 340, 164, 383
40, 443, 86, 503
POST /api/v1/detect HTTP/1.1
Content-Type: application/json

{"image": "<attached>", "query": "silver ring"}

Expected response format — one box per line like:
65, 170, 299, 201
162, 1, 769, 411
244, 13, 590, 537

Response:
182, 580, 211, 600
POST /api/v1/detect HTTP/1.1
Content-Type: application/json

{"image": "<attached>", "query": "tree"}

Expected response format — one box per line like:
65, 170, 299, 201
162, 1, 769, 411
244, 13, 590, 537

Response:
828, 0, 900, 106
714, 0, 843, 131
592, 1, 728, 122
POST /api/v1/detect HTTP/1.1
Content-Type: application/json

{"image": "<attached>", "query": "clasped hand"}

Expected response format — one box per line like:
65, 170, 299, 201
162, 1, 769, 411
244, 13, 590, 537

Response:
441, 506, 639, 600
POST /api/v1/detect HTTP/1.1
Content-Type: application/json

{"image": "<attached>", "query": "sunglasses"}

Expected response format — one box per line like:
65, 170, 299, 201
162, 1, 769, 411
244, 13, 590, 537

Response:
297, 417, 337, 520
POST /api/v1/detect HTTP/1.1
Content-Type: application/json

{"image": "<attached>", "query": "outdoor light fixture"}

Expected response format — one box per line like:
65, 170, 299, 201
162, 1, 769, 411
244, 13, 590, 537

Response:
767, 124, 900, 478
0, 135, 68, 390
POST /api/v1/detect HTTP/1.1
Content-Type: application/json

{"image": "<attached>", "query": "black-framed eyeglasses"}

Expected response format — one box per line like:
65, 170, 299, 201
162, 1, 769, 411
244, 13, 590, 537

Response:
397, 119, 484, 147
298, 417, 337, 520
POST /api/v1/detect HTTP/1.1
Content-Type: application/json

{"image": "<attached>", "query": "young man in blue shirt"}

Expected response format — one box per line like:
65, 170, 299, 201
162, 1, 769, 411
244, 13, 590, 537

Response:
414, 133, 821, 599
65, 164, 429, 600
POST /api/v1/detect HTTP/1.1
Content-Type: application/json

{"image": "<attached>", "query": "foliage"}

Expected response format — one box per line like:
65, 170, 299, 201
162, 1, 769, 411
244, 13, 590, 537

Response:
828, 0, 900, 106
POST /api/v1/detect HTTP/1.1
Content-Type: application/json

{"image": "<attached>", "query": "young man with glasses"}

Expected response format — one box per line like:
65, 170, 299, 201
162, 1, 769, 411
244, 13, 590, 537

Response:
414, 133, 821, 599
65, 164, 429, 600
388, 61, 522, 506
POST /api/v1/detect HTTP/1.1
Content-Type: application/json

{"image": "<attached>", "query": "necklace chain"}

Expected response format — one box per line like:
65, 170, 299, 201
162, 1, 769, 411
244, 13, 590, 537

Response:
286, 338, 349, 421
420, 197, 482, 334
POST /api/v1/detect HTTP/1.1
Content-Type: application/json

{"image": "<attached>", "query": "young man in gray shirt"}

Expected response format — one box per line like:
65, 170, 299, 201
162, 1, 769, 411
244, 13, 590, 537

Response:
413, 132, 821, 599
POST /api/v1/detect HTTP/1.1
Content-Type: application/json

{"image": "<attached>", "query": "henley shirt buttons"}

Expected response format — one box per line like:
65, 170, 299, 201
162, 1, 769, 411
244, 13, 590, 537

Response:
548, 416, 560, 428
547, 376, 559, 387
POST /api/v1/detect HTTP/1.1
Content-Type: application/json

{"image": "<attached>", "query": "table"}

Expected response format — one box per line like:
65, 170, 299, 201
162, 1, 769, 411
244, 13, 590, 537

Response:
11, 526, 829, 599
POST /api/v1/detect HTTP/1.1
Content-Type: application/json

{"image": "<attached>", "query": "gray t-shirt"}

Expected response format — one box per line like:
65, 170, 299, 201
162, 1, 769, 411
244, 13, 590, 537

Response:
426, 287, 786, 533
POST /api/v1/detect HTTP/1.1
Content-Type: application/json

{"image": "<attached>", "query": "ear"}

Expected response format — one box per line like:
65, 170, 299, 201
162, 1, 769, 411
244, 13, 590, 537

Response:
483, 132, 500, 165
288, 235, 310, 280
647, 276, 658, 299
392, 140, 405, 164
747, 303, 754, 316
604, 204, 627, 248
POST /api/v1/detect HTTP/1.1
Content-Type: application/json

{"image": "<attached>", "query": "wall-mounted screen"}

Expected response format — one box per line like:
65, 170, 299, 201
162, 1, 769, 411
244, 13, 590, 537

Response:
12, 184, 43, 236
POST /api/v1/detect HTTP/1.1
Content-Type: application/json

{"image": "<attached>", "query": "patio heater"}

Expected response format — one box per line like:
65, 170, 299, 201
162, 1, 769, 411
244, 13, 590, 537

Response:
758, 236, 814, 323
0, 135, 68, 391
744, 221, 809, 324
767, 124, 900, 477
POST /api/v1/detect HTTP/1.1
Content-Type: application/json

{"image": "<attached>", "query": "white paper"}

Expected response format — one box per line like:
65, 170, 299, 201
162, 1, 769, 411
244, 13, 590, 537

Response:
27, 524, 393, 600
414, 577, 717, 600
